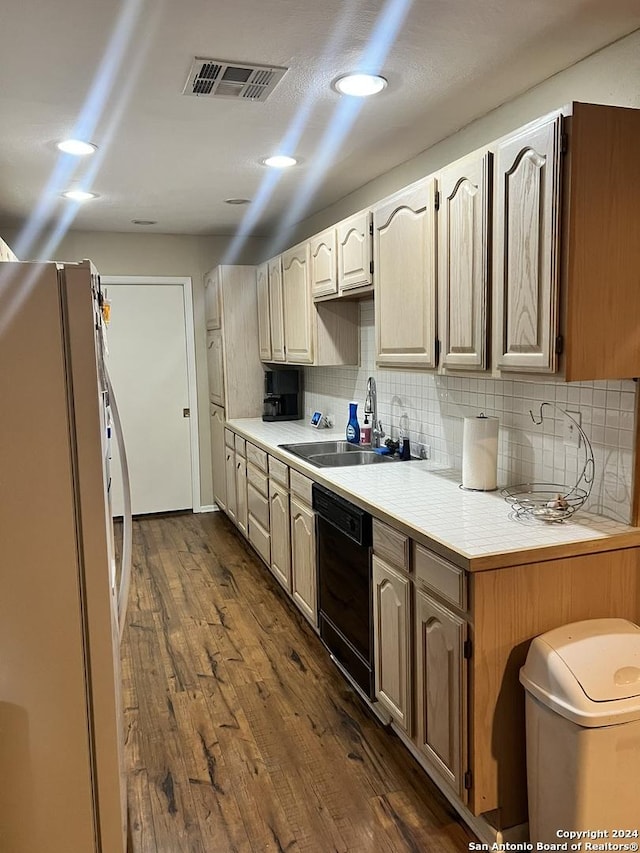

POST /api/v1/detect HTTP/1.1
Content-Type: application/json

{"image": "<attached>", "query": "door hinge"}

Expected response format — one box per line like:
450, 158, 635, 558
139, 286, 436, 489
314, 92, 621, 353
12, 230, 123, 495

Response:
369, 221, 374, 236
561, 132, 568, 155
555, 334, 564, 355
463, 638, 472, 659
434, 190, 440, 211
370, 260, 374, 275
183, 408, 191, 418
464, 770, 473, 790
434, 338, 441, 365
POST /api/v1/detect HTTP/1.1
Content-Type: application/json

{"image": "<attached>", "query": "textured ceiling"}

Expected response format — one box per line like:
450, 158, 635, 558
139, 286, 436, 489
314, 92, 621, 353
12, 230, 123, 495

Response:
0, 0, 639, 242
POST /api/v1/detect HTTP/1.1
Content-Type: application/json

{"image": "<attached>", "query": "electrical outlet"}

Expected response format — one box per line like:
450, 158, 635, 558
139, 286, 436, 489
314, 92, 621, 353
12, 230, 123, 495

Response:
563, 410, 581, 448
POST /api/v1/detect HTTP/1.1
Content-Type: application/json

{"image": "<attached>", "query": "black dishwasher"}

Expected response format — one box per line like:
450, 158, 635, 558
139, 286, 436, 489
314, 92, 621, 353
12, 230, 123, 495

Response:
312, 483, 374, 699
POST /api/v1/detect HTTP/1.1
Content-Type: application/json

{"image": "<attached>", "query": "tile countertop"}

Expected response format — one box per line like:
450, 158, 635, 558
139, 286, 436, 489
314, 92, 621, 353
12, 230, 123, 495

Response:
226, 418, 640, 571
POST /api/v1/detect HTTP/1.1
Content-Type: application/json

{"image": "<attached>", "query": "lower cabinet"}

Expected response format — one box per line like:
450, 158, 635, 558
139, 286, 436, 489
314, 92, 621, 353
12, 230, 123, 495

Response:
224, 441, 237, 522
414, 586, 468, 801
247, 459, 270, 566
269, 479, 291, 591
372, 555, 412, 732
210, 404, 226, 510
290, 494, 317, 626
235, 454, 247, 537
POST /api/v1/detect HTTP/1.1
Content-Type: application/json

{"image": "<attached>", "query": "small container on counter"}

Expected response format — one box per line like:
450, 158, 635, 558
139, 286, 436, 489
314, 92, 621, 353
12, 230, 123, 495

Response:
346, 401, 360, 444
360, 413, 371, 446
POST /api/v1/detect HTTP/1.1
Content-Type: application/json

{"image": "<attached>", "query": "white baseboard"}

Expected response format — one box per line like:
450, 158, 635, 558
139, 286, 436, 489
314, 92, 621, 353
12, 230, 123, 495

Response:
198, 504, 219, 513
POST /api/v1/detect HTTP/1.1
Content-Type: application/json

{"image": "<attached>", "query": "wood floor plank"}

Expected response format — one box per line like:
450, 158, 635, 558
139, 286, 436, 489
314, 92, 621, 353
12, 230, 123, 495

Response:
123, 511, 476, 853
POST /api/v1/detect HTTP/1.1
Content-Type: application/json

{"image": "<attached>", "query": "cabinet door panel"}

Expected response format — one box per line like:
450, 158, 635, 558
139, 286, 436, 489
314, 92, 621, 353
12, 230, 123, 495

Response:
310, 229, 338, 298
235, 456, 247, 536
282, 244, 314, 364
337, 210, 373, 292
256, 262, 272, 361
206, 330, 225, 406
439, 152, 491, 370
224, 447, 236, 522
210, 404, 226, 511
269, 484, 291, 591
205, 268, 221, 330
372, 556, 411, 732
494, 113, 563, 372
268, 257, 286, 362
414, 588, 467, 799
290, 496, 317, 625
373, 178, 437, 368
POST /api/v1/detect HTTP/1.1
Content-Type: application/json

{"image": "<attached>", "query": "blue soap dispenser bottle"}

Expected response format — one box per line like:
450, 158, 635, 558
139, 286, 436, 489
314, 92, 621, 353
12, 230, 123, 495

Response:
346, 401, 360, 444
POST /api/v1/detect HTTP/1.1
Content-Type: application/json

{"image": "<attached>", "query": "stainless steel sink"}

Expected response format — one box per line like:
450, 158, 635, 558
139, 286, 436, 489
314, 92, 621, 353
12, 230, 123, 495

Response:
278, 440, 397, 468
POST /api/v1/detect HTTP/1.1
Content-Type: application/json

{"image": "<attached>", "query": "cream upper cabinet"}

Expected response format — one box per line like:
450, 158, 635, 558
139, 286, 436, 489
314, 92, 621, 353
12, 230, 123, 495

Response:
282, 243, 314, 364
493, 112, 563, 373
372, 555, 412, 732
269, 481, 291, 592
206, 329, 225, 406
268, 256, 285, 362
439, 151, 492, 371
256, 261, 272, 362
414, 587, 467, 800
337, 209, 373, 294
204, 267, 222, 330
210, 404, 226, 511
290, 495, 317, 626
310, 228, 338, 299
373, 177, 438, 369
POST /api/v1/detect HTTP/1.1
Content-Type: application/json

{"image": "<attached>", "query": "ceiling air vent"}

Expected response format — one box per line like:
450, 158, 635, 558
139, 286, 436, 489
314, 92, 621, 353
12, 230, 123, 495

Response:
183, 57, 288, 102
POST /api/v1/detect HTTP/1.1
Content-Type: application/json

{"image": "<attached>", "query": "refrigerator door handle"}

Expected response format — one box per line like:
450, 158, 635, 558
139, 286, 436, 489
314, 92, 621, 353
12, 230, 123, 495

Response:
106, 369, 133, 642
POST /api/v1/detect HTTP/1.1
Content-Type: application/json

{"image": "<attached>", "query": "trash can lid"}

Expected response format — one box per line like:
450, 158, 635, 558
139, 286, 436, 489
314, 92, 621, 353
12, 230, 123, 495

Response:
520, 618, 640, 727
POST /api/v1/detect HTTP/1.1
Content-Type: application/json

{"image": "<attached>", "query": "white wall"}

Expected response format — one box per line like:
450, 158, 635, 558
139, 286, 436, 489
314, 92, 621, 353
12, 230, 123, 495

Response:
2, 228, 268, 508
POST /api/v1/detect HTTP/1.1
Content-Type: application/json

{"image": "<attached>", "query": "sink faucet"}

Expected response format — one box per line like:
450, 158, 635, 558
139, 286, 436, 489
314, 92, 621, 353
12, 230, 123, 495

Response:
365, 376, 385, 448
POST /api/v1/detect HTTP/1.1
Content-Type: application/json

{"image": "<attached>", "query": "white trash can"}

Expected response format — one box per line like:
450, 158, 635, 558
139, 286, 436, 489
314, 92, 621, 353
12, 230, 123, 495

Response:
520, 618, 640, 842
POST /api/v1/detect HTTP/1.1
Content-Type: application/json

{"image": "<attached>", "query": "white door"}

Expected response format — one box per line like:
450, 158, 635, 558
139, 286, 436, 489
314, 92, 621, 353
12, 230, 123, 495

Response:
106, 283, 193, 515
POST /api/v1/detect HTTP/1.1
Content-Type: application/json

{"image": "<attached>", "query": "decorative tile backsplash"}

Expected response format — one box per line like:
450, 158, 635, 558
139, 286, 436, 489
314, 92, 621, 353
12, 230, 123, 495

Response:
304, 300, 637, 523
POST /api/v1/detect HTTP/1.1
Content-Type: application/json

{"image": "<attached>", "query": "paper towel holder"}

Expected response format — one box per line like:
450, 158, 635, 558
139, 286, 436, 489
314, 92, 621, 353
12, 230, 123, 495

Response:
460, 412, 499, 492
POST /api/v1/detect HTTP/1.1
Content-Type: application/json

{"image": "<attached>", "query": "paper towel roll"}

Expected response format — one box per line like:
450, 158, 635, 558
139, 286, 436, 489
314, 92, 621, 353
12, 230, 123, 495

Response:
462, 415, 498, 491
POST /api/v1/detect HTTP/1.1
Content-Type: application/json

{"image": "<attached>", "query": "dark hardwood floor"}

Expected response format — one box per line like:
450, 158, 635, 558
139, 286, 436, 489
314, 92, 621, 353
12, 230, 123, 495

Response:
121, 511, 476, 852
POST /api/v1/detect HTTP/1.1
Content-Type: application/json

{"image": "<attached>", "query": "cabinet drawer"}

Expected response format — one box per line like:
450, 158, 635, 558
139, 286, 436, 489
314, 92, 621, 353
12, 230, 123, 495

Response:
234, 435, 246, 457
246, 442, 268, 473
248, 517, 270, 566
268, 455, 289, 488
247, 481, 270, 529
246, 464, 269, 498
224, 428, 234, 448
372, 519, 410, 573
414, 544, 467, 610
289, 469, 313, 505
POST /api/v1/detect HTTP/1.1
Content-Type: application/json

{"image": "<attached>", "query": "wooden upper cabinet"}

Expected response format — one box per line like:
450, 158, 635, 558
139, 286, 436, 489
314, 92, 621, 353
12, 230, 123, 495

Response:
282, 243, 314, 364
439, 151, 492, 371
204, 268, 222, 330
268, 256, 286, 362
256, 261, 272, 362
310, 229, 338, 299
414, 587, 467, 800
373, 177, 438, 369
337, 210, 373, 294
493, 112, 563, 373
206, 329, 225, 406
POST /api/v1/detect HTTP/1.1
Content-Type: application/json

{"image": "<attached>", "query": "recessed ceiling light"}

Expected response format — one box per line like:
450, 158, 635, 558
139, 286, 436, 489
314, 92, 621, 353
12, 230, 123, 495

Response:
262, 155, 297, 169
224, 197, 251, 205
131, 219, 158, 225
333, 73, 387, 97
57, 139, 97, 156
62, 190, 99, 202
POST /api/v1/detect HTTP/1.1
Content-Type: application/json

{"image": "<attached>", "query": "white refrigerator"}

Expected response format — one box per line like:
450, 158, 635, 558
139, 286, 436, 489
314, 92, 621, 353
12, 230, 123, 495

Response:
0, 260, 132, 853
